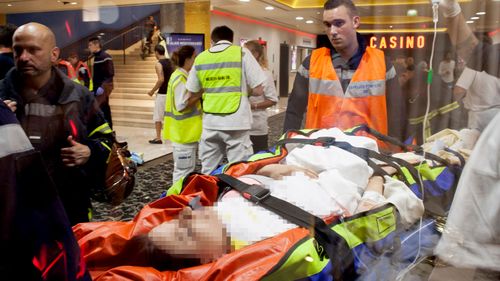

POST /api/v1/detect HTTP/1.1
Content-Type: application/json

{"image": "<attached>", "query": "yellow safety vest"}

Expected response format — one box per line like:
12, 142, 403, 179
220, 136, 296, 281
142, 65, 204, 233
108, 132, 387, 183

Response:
163, 69, 202, 143
194, 45, 243, 114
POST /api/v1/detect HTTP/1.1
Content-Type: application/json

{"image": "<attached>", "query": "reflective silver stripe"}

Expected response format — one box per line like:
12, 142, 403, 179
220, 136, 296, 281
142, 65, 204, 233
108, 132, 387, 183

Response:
204, 86, 241, 93
335, 68, 355, 80
386, 66, 397, 80
309, 78, 343, 97
93, 57, 113, 64
0, 123, 33, 158
170, 74, 184, 85
164, 107, 201, 120
24, 103, 63, 117
297, 64, 309, 78
195, 62, 242, 71
347, 80, 385, 97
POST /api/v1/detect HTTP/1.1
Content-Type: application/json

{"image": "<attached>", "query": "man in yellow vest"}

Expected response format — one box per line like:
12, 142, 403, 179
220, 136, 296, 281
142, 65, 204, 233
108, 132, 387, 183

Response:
185, 26, 266, 174
283, 0, 406, 142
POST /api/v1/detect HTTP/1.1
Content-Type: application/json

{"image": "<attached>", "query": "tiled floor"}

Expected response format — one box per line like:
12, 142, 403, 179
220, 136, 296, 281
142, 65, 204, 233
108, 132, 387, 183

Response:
113, 97, 289, 163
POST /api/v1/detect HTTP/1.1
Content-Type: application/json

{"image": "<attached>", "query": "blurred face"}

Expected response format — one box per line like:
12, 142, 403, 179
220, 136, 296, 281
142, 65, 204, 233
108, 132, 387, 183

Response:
323, 5, 359, 52
88, 41, 100, 53
68, 56, 78, 66
13, 27, 59, 78
184, 53, 196, 71
148, 207, 229, 264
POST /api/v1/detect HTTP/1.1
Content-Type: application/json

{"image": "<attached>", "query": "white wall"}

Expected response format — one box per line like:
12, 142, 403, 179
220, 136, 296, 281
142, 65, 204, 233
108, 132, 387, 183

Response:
211, 13, 316, 95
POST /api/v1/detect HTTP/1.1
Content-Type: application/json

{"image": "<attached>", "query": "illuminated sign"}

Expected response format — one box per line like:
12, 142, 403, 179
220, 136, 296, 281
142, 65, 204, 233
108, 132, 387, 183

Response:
369, 35, 425, 49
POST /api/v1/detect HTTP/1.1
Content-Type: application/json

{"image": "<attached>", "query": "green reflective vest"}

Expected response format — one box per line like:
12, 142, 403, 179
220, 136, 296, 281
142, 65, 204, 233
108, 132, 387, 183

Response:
194, 45, 243, 114
163, 69, 202, 144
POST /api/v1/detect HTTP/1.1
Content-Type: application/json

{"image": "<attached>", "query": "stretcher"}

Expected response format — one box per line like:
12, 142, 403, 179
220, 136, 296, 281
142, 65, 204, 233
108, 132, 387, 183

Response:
73, 127, 464, 280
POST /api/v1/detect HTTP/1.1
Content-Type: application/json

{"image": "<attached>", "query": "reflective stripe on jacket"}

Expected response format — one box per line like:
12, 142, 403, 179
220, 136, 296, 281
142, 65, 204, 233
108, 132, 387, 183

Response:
194, 45, 243, 114
306, 47, 388, 135
164, 69, 202, 143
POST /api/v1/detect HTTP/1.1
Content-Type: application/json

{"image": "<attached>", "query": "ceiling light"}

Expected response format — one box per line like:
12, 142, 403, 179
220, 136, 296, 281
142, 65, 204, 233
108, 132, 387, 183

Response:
306, 20, 314, 24
70, 1, 77, 4
470, 16, 479, 20
476, 12, 486, 15
239, 0, 250, 2
466, 20, 474, 23
295, 16, 304, 20
7, 3, 12, 6
265, 6, 274, 10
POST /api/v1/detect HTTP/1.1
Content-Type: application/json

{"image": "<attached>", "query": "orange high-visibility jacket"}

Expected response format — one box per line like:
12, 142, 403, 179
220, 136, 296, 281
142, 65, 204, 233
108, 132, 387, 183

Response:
58, 60, 77, 80
305, 47, 388, 135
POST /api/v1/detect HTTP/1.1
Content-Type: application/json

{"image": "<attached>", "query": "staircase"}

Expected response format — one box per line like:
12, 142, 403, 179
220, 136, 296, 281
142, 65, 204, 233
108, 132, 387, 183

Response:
109, 42, 157, 129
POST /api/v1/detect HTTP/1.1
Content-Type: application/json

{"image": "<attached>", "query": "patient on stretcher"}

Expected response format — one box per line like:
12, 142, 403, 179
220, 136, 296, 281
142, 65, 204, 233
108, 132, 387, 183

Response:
148, 133, 424, 264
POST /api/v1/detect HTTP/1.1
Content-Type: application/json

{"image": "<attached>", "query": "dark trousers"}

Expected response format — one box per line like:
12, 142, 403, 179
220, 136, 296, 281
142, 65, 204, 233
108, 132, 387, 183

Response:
96, 95, 113, 128
250, 134, 269, 154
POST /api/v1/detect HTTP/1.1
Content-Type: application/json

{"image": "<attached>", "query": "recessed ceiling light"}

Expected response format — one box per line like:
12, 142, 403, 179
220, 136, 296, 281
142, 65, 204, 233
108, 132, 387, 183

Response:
239, 0, 250, 2
306, 20, 314, 24
7, 3, 12, 6
70, 1, 77, 4
466, 20, 474, 23
265, 6, 274, 10
470, 16, 479, 20
476, 12, 486, 15
296, 16, 304, 20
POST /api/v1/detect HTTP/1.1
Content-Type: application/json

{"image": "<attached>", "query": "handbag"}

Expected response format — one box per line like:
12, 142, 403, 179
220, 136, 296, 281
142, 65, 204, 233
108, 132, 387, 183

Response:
92, 139, 137, 205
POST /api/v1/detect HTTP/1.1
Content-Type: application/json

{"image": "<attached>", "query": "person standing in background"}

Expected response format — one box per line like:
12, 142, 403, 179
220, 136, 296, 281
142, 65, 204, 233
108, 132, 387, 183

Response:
438, 52, 456, 89
0, 24, 17, 80
143, 15, 157, 53
148, 44, 174, 144
88, 37, 115, 128
163, 45, 201, 183
283, 0, 406, 143
244, 40, 278, 153
68, 52, 93, 91
1, 23, 113, 225
185, 26, 265, 174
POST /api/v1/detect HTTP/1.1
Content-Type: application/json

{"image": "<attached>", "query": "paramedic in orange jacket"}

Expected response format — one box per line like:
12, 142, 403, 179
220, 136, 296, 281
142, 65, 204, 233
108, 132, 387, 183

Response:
283, 0, 406, 141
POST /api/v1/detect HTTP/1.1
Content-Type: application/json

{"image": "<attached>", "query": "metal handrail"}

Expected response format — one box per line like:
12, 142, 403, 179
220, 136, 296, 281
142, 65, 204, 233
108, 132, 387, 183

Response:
102, 25, 143, 65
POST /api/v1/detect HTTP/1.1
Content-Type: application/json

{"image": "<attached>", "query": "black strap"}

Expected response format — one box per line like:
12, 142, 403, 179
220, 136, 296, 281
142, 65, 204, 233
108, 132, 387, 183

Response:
216, 174, 356, 281
275, 137, 424, 190
348, 124, 422, 152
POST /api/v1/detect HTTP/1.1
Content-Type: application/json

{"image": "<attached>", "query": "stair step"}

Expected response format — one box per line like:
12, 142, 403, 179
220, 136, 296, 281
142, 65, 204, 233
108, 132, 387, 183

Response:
115, 73, 156, 78
114, 77, 157, 83
113, 82, 156, 88
113, 117, 155, 129
114, 67, 155, 72
114, 56, 157, 62
112, 108, 153, 120
112, 93, 152, 100
113, 87, 154, 94
110, 99, 154, 111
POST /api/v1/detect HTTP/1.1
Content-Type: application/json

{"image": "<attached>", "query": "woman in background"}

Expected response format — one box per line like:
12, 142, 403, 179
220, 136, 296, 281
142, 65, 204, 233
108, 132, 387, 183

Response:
163, 46, 202, 183
244, 40, 279, 153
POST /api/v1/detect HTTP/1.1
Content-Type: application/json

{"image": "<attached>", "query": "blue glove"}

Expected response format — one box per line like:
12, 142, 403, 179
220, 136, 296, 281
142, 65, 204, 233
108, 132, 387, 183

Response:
95, 86, 105, 96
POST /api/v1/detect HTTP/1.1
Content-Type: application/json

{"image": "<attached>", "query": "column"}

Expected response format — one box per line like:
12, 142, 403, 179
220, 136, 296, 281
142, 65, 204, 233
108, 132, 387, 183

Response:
184, 1, 211, 50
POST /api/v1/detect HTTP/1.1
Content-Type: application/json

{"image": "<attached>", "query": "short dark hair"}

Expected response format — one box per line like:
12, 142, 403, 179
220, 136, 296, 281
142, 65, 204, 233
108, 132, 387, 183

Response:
0, 24, 17, 48
171, 45, 195, 68
323, 0, 358, 16
88, 36, 101, 47
155, 44, 165, 55
211, 26, 233, 43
